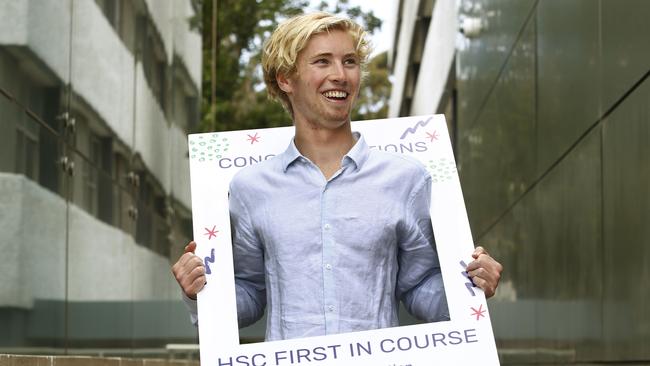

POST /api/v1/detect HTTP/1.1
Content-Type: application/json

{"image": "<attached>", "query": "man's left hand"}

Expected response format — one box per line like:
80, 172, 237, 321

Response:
465, 246, 503, 298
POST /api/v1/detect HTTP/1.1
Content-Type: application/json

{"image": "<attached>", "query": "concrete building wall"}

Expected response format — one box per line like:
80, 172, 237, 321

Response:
389, 0, 458, 118
171, 1, 202, 88
145, 0, 174, 64
388, 0, 420, 118
71, 0, 136, 150
170, 125, 192, 206
0, 2, 28, 45
410, 0, 457, 116
0, 0, 72, 82
134, 63, 172, 194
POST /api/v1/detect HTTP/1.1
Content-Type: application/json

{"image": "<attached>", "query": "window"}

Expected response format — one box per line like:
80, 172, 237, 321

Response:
139, 16, 169, 116
15, 122, 39, 181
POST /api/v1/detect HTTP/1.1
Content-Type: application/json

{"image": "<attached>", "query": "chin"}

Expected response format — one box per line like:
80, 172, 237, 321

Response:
326, 116, 350, 127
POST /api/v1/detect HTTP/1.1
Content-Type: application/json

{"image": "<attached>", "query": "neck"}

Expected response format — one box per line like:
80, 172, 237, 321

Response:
294, 121, 355, 179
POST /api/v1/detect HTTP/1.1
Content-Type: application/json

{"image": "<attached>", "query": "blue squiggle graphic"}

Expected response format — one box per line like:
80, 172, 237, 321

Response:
204, 248, 215, 275
460, 260, 477, 296
400, 116, 433, 140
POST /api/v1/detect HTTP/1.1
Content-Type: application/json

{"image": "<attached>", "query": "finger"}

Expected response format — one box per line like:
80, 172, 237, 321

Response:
173, 255, 204, 284
182, 256, 205, 279
465, 257, 487, 272
186, 275, 207, 299
465, 259, 479, 272
472, 246, 488, 259
471, 276, 495, 298
189, 262, 206, 279
468, 261, 501, 282
466, 250, 497, 271
175, 251, 197, 269
179, 264, 206, 291
468, 266, 501, 298
468, 267, 491, 282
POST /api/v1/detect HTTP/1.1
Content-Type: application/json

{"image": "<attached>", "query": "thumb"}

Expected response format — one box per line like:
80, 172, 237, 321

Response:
184, 241, 197, 254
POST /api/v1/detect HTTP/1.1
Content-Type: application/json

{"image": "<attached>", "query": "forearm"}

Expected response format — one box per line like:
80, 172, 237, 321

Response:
235, 280, 266, 328
402, 270, 449, 322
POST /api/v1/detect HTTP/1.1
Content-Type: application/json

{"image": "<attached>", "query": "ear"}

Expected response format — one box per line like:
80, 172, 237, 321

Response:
276, 73, 293, 94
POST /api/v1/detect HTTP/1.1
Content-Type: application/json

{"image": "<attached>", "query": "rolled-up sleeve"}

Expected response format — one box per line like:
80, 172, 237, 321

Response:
229, 184, 267, 328
396, 175, 449, 322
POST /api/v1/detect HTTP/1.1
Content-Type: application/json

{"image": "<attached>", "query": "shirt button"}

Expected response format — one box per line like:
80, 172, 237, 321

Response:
325, 264, 332, 270
324, 224, 331, 231
328, 305, 335, 312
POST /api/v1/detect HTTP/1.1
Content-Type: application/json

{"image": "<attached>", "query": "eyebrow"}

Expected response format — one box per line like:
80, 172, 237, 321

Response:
309, 52, 358, 60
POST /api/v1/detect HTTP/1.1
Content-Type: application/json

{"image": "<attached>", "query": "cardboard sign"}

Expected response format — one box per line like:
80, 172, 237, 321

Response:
188, 115, 500, 365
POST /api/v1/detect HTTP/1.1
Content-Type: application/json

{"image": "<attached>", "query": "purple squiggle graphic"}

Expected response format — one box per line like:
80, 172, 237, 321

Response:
460, 260, 477, 296
400, 116, 433, 139
204, 248, 215, 275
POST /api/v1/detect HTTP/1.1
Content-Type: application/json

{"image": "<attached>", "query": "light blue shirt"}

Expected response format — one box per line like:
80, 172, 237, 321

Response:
185, 133, 448, 340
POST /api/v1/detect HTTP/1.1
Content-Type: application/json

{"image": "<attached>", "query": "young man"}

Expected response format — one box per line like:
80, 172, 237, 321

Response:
172, 12, 502, 341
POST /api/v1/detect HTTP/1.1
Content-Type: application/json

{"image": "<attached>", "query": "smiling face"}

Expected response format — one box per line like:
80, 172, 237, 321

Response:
277, 29, 361, 131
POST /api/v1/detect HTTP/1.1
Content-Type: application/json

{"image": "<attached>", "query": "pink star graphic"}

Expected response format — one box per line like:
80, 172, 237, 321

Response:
426, 130, 439, 142
470, 304, 486, 321
204, 225, 218, 240
247, 133, 261, 144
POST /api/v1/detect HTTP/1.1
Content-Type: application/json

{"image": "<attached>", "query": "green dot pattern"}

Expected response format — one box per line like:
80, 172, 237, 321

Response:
426, 158, 457, 183
189, 133, 230, 162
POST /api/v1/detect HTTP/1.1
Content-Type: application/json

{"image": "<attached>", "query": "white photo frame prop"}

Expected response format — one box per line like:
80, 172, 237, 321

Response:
188, 115, 500, 365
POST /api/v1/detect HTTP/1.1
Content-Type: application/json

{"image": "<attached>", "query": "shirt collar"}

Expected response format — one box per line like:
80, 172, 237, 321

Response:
280, 132, 370, 172
280, 138, 303, 172
343, 132, 369, 171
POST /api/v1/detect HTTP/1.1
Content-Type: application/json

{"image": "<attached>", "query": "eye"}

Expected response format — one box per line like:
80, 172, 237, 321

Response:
344, 57, 358, 66
313, 58, 329, 65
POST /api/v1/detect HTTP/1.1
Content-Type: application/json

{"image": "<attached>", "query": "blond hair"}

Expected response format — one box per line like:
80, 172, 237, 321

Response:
262, 12, 371, 116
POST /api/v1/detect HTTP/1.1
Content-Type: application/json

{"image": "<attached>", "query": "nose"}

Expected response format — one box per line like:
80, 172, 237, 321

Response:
329, 61, 347, 83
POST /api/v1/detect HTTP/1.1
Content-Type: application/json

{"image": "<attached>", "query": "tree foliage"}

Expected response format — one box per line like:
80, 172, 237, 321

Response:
352, 50, 390, 122
191, 0, 389, 133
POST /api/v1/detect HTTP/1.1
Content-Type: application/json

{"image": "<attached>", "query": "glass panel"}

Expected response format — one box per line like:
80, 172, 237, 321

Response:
3, 0, 202, 358
536, 0, 601, 173
481, 185, 539, 364
532, 129, 603, 362
0, 90, 18, 173
602, 78, 650, 361
483, 114, 603, 364
459, 17, 536, 235
601, 0, 650, 111
0, 100, 68, 352
66, 146, 135, 355
167, 205, 201, 345
132, 199, 197, 356
0, 4, 70, 352
0, 8, 70, 127
456, 0, 536, 130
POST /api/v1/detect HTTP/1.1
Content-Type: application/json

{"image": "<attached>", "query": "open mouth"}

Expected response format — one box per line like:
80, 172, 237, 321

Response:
322, 90, 348, 101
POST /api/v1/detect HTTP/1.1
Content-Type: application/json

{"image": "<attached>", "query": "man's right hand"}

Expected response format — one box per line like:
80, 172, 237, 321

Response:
171, 241, 206, 300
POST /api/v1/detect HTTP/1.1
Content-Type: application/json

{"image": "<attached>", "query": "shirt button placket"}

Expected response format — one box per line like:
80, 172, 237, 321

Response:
321, 185, 338, 334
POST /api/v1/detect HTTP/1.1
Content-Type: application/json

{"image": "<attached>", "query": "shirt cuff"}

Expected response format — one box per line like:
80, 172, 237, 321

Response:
181, 291, 199, 326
